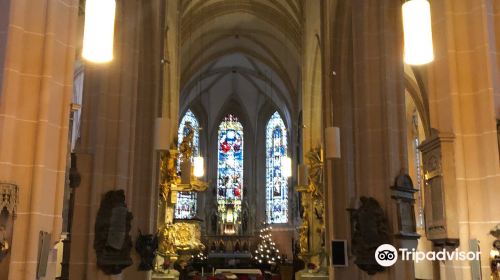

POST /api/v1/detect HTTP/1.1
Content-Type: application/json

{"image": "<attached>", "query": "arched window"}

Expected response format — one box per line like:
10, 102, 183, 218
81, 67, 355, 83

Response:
217, 114, 244, 234
411, 109, 425, 228
266, 112, 288, 223
175, 110, 200, 219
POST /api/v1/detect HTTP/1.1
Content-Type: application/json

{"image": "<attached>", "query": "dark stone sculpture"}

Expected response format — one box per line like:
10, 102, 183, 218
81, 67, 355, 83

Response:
135, 231, 158, 271
242, 210, 248, 234
349, 196, 390, 275
211, 211, 218, 234
94, 190, 133, 275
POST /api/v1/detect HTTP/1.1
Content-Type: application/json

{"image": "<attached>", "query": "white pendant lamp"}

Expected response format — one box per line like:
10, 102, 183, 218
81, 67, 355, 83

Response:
82, 0, 116, 63
402, 0, 434, 65
281, 156, 292, 178
193, 156, 205, 177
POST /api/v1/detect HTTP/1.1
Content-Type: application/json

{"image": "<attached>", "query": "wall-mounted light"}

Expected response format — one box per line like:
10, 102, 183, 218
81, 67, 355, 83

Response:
82, 0, 116, 63
281, 156, 292, 178
402, 0, 434, 65
325, 127, 341, 159
193, 156, 205, 178
154, 117, 171, 151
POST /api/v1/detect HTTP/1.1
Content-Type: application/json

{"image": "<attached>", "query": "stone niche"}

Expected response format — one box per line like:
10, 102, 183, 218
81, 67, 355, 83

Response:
391, 171, 420, 238
418, 131, 459, 247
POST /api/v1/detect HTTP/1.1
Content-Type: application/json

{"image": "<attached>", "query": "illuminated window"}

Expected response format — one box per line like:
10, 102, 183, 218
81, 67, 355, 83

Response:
175, 110, 199, 219
266, 112, 288, 223
217, 114, 244, 233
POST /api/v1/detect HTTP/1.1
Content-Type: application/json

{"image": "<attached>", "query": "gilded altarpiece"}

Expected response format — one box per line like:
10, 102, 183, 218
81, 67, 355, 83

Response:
154, 126, 207, 274
296, 147, 326, 268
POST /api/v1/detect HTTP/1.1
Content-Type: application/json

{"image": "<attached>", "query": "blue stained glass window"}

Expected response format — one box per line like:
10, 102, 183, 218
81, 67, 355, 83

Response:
175, 110, 199, 219
266, 112, 288, 223
217, 114, 244, 228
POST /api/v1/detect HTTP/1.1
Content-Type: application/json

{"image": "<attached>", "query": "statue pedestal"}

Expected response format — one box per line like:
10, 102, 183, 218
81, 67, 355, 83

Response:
295, 269, 329, 280
152, 270, 179, 280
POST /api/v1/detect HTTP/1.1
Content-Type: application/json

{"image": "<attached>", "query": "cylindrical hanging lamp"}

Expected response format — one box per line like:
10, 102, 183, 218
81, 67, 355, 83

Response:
193, 156, 205, 178
402, 0, 434, 65
281, 156, 292, 178
82, 0, 116, 63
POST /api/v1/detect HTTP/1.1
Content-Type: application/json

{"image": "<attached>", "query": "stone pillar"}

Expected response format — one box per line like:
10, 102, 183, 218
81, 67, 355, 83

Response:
424, 0, 500, 279
302, 0, 323, 153
0, 0, 79, 279
69, 1, 166, 279
322, 0, 413, 279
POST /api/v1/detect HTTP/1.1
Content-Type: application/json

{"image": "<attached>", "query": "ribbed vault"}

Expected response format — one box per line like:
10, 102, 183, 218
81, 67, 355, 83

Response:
179, 0, 302, 128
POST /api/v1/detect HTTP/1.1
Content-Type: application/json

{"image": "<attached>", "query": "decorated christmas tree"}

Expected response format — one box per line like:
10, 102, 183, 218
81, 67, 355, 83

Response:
254, 224, 282, 270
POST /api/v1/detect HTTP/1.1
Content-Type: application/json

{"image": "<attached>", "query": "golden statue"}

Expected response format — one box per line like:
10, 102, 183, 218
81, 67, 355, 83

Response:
158, 222, 205, 256
158, 224, 177, 255
297, 146, 326, 265
178, 122, 195, 161
299, 220, 309, 255
159, 149, 179, 202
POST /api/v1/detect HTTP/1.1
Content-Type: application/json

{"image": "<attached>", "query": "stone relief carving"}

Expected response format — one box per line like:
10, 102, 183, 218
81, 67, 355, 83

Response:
350, 196, 390, 275
135, 231, 158, 271
0, 183, 18, 261
0, 183, 18, 215
94, 190, 133, 275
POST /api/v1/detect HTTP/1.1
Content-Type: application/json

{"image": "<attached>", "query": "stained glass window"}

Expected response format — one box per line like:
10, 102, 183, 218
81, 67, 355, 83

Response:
412, 110, 425, 228
175, 110, 199, 219
217, 114, 244, 233
266, 112, 288, 223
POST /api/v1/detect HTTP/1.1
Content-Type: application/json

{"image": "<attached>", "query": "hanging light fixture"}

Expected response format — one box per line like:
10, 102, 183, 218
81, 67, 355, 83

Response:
82, 0, 116, 63
281, 156, 292, 178
193, 156, 205, 177
402, 0, 434, 65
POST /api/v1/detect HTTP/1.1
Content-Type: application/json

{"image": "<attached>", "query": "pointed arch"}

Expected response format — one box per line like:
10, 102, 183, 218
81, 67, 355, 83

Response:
217, 114, 244, 234
265, 111, 288, 223
175, 109, 200, 219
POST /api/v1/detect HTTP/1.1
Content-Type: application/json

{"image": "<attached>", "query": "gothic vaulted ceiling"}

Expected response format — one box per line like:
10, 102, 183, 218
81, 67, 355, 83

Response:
179, 0, 303, 128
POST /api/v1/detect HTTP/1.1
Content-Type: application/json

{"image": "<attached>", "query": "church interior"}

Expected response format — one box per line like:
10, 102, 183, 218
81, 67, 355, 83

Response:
0, 0, 499, 279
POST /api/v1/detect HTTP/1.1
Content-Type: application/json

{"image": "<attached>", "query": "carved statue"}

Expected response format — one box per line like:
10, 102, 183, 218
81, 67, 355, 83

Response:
157, 222, 205, 256
306, 147, 324, 199
242, 210, 248, 234
490, 225, 500, 279
299, 221, 309, 255
159, 150, 179, 201
135, 231, 158, 271
178, 123, 195, 161
490, 240, 500, 280
211, 211, 218, 234
158, 224, 177, 256
350, 196, 390, 275
296, 146, 326, 265
94, 190, 133, 275
0, 225, 9, 259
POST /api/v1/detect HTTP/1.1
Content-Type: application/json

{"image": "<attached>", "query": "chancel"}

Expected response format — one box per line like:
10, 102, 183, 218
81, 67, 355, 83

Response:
0, 0, 499, 280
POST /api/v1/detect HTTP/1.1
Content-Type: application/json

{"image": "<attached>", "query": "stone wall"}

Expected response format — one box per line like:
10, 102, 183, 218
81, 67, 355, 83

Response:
0, 0, 79, 279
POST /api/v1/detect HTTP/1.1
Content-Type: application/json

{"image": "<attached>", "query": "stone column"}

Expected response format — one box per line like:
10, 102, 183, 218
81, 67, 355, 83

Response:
424, 0, 500, 279
70, 1, 166, 279
0, 0, 79, 279
322, 0, 413, 279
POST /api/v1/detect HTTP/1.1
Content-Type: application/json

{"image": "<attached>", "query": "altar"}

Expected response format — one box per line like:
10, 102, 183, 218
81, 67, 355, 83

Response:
207, 252, 253, 268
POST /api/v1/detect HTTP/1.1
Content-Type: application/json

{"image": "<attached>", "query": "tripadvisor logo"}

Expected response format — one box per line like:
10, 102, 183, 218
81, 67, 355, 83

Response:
375, 244, 398, 267
375, 244, 481, 267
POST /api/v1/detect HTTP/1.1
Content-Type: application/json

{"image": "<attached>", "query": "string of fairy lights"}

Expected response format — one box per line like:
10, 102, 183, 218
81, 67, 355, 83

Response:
254, 225, 281, 265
